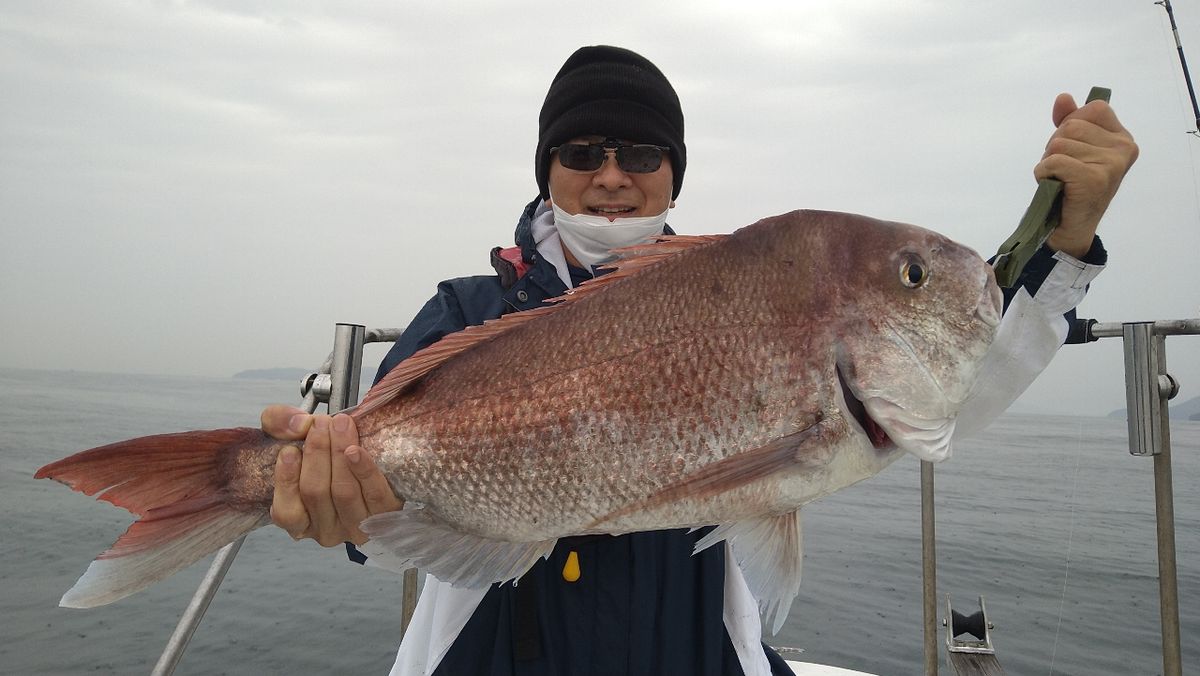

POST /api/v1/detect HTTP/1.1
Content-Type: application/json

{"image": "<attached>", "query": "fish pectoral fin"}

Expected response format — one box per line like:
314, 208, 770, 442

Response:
589, 418, 835, 528
696, 511, 803, 635
358, 508, 555, 589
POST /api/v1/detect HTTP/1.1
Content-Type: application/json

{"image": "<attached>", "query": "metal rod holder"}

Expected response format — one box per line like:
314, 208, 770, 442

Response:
329, 324, 366, 414
1122, 323, 1176, 456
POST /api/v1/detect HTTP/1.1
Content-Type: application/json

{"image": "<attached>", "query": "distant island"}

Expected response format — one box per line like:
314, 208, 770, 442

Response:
233, 368, 310, 381
1108, 393, 1200, 421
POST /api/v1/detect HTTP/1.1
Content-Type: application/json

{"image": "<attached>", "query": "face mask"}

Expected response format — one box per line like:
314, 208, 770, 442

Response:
551, 203, 669, 269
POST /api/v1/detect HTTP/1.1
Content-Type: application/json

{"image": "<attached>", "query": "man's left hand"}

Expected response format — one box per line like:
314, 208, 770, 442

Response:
1035, 93, 1139, 258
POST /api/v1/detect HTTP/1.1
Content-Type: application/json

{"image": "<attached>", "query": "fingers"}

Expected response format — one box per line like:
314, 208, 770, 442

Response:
1036, 103, 1138, 188
330, 415, 405, 544
1051, 92, 1077, 127
1033, 152, 1092, 183
268, 411, 402, 548
345, 443, 405, 517
1052, 93, 1129, 136
328, 414, 370, 544
1042, 120, 1132, 164
261, 404, 311, 441
270, 445, 311, 539
1033, 93, 1139, 259
298, 415, 341, 546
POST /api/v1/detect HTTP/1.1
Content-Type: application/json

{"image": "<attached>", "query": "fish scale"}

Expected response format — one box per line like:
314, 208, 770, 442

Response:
37, 209, 1000, 629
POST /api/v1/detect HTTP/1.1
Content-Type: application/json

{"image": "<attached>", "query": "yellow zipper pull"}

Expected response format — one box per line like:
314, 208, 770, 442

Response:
562, 550, 581, 582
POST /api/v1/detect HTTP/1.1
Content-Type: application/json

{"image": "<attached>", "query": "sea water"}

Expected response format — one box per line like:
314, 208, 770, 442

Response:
1, 368, 1196, 675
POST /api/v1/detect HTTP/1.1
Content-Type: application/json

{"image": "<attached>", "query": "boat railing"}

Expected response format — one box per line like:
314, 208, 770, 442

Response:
150, 324, 406, 676
149, 318, 1197, 676
927, 317, 1196, 676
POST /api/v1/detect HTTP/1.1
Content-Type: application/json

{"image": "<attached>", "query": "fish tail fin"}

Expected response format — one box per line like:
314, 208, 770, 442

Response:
35, 427, 278, 608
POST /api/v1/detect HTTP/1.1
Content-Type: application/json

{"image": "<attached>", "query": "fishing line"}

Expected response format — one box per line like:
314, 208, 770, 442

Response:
1046, 420, 1084, 676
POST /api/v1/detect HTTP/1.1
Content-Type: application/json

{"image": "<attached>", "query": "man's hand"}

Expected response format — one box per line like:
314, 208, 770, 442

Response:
261, 404, 403, 547
1036, 93, 1139, 258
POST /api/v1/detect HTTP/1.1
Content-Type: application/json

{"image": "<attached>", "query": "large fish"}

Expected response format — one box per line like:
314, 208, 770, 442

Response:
37, 210, 1001, 631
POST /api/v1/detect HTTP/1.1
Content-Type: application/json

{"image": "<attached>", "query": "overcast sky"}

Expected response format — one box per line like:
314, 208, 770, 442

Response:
3, 0, 1199, 417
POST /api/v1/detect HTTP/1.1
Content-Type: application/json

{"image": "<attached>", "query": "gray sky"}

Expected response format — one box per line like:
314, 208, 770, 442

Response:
2, 0, 1198, 417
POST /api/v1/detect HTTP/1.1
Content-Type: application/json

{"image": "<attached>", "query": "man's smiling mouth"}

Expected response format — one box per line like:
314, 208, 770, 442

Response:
589, 205, 637, 220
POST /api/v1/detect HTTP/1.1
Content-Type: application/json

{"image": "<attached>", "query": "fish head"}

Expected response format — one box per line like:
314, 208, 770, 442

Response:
824, 213, 1001, 463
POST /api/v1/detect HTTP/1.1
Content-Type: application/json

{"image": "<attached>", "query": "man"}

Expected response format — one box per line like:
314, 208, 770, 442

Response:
261, 46, 1137, 675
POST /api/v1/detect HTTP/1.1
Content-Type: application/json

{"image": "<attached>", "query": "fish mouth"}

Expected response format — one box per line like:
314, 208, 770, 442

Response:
861, 397, 957, 462
836, 364, 891, 450
836, 363, 956, 462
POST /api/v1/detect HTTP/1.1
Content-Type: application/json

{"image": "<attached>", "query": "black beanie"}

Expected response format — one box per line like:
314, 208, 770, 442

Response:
535, 45, 686, 201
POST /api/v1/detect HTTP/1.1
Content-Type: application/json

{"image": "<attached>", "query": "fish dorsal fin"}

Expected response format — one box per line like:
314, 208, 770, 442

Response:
354, 234, 725, 417
354, 306, 556, 416
573, 234, 726, 296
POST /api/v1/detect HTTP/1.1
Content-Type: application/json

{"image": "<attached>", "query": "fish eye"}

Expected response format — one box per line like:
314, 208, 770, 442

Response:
900, 256, 929, 288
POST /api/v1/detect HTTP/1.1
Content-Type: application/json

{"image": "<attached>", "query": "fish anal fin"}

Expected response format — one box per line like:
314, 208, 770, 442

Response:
590, 417, 834, 528
696, 511, 803, 634
355, 234, 727, 418
358, 508, 555, 588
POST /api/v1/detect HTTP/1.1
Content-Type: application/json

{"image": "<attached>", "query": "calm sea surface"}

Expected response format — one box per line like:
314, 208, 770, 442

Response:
1, 367, 1196, 675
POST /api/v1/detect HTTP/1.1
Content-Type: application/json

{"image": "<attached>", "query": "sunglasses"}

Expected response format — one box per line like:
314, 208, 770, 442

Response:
553, 138, 670, 174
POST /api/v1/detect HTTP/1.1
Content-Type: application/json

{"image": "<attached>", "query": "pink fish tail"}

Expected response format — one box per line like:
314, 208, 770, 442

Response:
35, 427, 278, 607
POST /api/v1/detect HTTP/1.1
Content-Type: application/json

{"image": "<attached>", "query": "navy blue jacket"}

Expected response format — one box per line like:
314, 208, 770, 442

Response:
361, 199, 1104, 675
361, 198, 793, 676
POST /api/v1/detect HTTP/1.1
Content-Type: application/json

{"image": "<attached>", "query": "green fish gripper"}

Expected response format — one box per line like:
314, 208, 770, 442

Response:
993, 86, 1111, 288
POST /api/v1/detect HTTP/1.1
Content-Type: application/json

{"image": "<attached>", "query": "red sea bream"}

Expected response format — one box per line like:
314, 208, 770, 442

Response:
36, 209, 1002, 632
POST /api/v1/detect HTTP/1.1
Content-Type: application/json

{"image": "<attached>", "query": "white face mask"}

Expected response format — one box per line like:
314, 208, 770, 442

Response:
551, 203, 669, 269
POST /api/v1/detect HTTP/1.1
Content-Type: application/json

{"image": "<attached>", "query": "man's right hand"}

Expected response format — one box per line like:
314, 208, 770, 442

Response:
261, 404, 404, 547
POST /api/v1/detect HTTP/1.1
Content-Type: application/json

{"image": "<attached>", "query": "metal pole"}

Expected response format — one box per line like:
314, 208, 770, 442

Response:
151, 393, 321, 676
921, 460, 938, 676
1154, 438, 1183, 676
312, 325, 421, 638
1149, 333, 1182, 676
1115, 322, 1185, 676
1090, 318, 1200, 339
329, 325, 420, 640
151, 536, 250, 675
401, 569, 419, 639
152, 324, 365, 675
329, 324, 366, 413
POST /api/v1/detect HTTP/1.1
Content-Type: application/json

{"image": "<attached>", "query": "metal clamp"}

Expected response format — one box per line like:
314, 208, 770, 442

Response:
1123, 322, 1178, 456
301, 372, 332, 402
